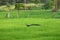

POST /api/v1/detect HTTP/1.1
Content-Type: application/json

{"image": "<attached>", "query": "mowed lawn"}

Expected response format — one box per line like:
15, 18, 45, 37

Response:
0, 18, 60, 40
0, 10, 60, 18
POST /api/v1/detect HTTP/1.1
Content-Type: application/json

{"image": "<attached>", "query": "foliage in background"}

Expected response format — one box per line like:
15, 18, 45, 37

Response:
42, 0, 53, 10
15, 3, 24, 10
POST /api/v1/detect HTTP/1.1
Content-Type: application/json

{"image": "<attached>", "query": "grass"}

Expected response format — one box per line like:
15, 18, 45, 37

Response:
0, 18, 60, 40
0, 10, 60, 18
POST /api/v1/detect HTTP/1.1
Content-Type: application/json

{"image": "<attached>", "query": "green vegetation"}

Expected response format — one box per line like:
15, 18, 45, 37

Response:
0, 10, 60, 18
0, 0, 60, 40
0, 18, 60, 40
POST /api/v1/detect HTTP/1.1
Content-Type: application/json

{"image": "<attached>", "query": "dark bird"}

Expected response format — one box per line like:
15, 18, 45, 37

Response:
26, 24, 40, 27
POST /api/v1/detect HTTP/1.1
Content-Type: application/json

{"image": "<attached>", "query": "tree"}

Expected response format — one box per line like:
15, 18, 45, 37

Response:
51, 0, 60, 18
15, 0, 20, 18
6, 2, 11, 18
52, 0, 60, 12
42, 0, 52, 10
0, 1, 1, 6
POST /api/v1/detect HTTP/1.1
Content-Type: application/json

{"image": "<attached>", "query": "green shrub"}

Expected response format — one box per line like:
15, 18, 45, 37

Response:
42, 3, 51, 9
15, 3, 24, 10
15, 3, 37, 10
42, 1, 52, 10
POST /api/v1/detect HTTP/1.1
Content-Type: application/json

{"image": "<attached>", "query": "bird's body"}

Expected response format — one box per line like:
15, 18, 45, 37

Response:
26, 24, 40, 27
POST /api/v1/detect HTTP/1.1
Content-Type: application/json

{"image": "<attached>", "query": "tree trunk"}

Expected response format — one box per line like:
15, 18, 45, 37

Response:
24, 0, 27, 11
6, 12, 10, 18
17, 9, 19, 18
6, 2, 11, 18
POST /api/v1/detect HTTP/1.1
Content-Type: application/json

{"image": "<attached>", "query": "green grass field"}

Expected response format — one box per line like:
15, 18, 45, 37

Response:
0, 18, 60, 40
0, 10, 60, 18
